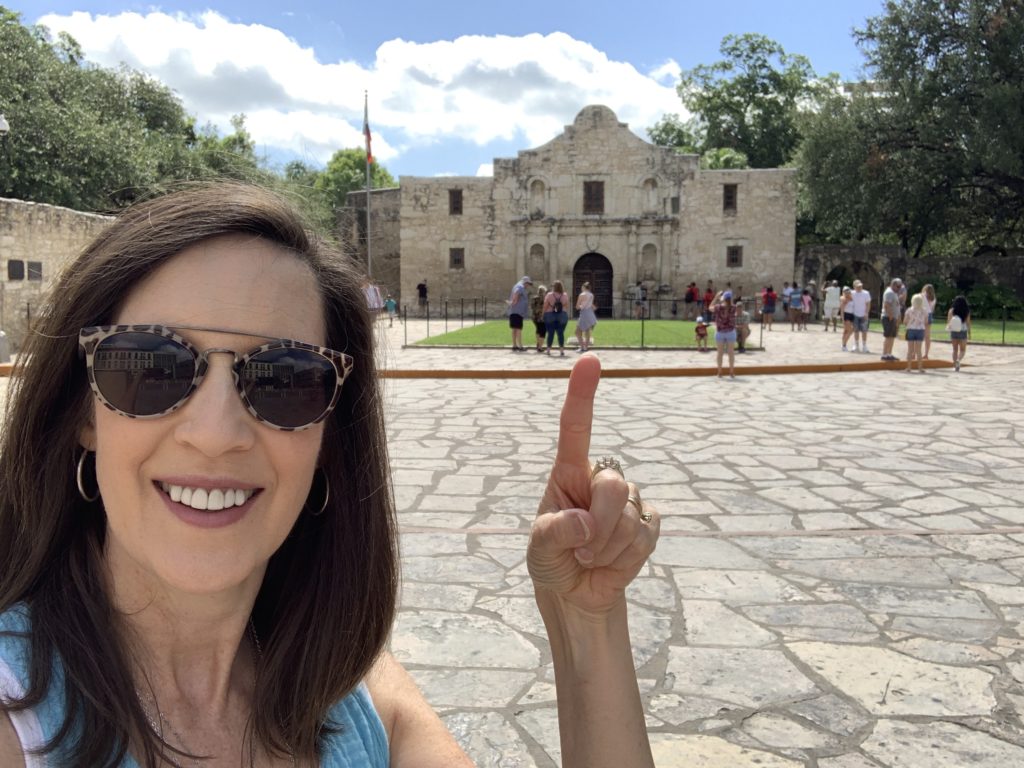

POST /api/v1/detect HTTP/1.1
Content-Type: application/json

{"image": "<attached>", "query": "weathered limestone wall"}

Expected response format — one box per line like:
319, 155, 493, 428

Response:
0, 197, 112, 351
399, 177, 499, 309
341, 187, 402, 301
681, 169, 798, 295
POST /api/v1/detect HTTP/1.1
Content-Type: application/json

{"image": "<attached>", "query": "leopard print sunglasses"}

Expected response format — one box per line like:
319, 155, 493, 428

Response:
79, 324, 354, 431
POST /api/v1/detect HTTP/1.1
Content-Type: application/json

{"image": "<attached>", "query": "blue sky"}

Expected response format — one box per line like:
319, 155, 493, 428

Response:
7, 1, 887, 178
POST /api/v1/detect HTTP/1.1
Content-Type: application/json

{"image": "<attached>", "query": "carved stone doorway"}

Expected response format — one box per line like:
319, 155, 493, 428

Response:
573, 252, 613, 318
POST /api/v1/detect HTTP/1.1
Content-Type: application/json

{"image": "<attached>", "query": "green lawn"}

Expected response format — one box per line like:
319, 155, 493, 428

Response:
414, 318, 1024, 348
415, 319, 725, 348
870, 318, 1024, 345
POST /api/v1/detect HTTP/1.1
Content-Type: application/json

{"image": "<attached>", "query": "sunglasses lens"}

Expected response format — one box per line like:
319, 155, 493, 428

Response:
92, 333, 196, 416
242, 348, 338, 428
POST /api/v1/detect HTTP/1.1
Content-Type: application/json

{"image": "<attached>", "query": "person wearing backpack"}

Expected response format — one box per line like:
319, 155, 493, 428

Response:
544, 280, 571, 356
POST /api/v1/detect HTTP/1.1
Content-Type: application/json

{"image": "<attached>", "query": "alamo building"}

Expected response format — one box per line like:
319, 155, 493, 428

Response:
345, 104, 796, 316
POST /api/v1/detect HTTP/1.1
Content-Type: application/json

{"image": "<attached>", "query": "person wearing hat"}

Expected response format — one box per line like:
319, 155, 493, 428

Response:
507, 275, 533, 351
709, 289, 738, 378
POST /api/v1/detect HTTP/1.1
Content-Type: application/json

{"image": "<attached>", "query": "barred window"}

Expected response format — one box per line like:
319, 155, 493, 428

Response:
28, 261, 43, 280
7, 260, 24, 280
726, 245, 743, 268
449, 247, 465, 269
449, 189, 463, 215
723, 184, 738, 213
583, 181, 604, 215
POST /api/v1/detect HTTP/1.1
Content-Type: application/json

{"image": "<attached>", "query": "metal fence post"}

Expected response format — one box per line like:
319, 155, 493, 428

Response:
403, 304, 408, 346
1003, 305, 1007, 345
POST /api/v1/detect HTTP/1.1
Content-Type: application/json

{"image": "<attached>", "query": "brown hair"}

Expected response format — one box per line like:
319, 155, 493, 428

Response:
0, 182, 399, 765
552, 280, 564, 294
922, 283, 936, 302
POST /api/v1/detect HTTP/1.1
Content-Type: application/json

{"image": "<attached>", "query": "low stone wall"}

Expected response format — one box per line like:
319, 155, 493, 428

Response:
798, 243, 1024, 301
0, 197, 112, 352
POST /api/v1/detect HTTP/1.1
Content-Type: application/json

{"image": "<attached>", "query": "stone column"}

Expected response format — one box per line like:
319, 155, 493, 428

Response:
548, 222, 559, 285
627, 222, 639, 285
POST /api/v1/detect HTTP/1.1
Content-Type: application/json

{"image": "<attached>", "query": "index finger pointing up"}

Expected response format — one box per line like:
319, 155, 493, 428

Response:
556, 353, 601, 467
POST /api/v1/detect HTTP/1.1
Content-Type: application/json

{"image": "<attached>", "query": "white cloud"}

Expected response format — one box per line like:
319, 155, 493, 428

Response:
37, 11, 686, 169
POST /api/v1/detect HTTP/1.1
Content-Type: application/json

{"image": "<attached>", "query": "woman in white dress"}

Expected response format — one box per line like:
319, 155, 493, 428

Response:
575, 282, 598, 352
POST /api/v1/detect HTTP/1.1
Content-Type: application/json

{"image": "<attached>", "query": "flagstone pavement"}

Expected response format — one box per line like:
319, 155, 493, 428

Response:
3, 323, 1023, 766
380, 323, 1024, 767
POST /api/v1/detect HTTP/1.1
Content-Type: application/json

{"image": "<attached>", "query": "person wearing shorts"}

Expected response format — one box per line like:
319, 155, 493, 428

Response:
903, 293, 928, 372
507, 276, 532, 351
850, 280, 872, 352
710, 290, 738, 378
880, 278, 903, 361
822, 280, 841, 332
839, 287, 855, 351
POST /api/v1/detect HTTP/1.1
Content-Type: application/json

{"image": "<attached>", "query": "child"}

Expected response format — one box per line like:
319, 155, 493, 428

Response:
903, 293, 928, 372
800, 289, 812, 331
384, 294, 398, 327
695, 315, 709, 352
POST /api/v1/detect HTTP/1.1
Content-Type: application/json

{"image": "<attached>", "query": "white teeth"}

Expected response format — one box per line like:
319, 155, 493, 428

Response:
162, 483, 254, 511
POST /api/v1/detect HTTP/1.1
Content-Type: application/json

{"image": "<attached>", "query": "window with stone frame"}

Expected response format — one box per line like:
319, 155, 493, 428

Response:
7, 260, 25, 281
583, 181, 605, 215
671, 196, 680, 214
449, 189, 463, 216
449, 247, 465, 270
726, 245, 743, 268
27, 261, 43, 280
723, 184, 738, 214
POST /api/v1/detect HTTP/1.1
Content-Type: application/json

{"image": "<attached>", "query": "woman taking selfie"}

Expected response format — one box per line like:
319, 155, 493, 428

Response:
0, 183, 658, 767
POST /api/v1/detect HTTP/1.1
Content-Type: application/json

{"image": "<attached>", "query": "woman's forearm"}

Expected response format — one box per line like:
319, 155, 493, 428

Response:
537, 592, 653, 768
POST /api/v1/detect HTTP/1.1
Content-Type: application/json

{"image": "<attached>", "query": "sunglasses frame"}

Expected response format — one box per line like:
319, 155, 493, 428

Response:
79, 324, 354, 431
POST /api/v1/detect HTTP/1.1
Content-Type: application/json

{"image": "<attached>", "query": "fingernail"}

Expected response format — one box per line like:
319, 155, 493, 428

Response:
573, 511, 592, 543
574, 547, 594, 565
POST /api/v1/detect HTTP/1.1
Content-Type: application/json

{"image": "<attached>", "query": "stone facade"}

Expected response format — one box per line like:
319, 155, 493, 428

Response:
0, 197, 112, 352
339, 187, 402, 302
391, 105, 796, 316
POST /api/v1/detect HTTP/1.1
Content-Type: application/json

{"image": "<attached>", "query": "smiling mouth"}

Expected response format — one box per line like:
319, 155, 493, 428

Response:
158, 482, 257, 512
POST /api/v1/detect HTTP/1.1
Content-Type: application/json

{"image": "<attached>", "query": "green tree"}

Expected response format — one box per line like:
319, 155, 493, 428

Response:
646, 113, 701, 154
700, 147, 749, 170
313, 148, 395, 211
800, 0, 1024, 256
0, 7, 197, 209
678, 33, 834, 168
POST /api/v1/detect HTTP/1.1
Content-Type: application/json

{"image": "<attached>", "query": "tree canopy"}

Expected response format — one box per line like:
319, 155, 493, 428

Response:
675, 33, 834, 169
0, 6, 393, 229
801, 0, 1024, 255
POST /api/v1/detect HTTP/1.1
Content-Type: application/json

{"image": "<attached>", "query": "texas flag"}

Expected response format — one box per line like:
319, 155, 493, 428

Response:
363, 94, 374, 166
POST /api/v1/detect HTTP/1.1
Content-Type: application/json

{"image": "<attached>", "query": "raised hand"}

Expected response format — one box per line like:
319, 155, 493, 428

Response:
527, 354, 659, 616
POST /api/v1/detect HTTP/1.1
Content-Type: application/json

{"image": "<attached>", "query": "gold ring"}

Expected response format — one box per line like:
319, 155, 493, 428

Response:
627, 494, 652, 524
591, 457, 624, 481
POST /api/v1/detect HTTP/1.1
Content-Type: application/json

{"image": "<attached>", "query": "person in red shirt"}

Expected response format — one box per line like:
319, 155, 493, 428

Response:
702, 285, 715, 318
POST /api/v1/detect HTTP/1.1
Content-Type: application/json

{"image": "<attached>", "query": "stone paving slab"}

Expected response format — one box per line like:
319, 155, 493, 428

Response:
383, 357, 1024, 766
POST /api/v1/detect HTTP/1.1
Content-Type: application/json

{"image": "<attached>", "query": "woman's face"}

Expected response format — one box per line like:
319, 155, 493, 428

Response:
80, 234, 327, 600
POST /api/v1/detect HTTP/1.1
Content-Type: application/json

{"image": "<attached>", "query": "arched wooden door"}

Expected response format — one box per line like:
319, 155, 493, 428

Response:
573, 253, 613, 318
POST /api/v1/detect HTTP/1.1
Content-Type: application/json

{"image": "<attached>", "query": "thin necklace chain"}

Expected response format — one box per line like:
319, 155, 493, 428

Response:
135, 619, 261, 768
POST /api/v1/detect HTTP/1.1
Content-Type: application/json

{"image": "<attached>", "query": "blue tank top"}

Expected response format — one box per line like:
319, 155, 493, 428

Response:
0, 606, 389, 767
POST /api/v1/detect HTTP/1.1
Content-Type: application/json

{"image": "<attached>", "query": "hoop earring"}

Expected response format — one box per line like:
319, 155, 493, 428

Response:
306, 467, 330, 516
76, 450, 100, 502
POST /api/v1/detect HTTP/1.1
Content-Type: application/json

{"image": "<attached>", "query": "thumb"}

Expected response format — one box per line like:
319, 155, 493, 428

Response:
528, 508, 595, 586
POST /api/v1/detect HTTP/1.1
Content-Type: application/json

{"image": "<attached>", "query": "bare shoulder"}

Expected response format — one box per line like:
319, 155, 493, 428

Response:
365, 653, 474, 767
0, 711, 26, 768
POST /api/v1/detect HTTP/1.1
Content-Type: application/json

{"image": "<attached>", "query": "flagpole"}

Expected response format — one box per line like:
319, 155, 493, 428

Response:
364, 91, 373, 280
